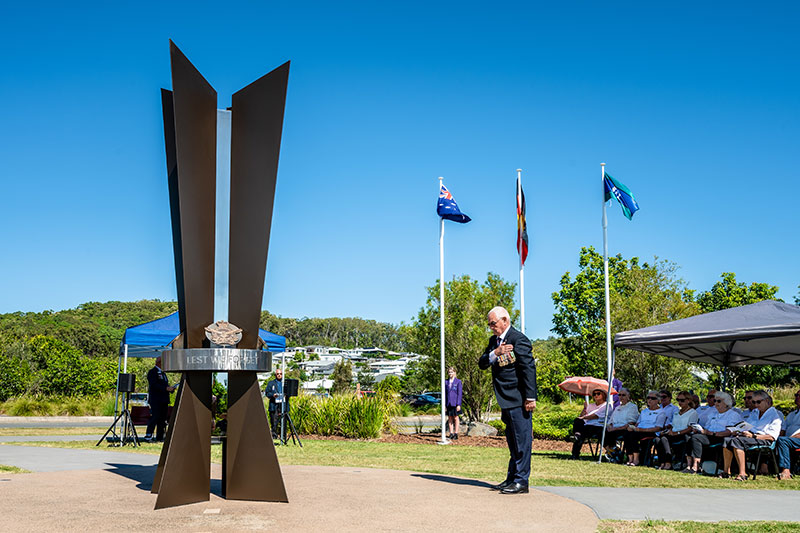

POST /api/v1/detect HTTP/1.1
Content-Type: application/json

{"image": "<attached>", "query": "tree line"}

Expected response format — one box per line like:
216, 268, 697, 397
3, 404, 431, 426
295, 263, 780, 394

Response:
402, 247, 800, 419
0, 300, 410, 401
2, 247, 798, 412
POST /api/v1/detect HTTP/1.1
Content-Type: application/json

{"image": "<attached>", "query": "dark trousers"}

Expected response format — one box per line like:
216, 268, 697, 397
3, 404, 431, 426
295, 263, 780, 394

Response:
623, 431, 655, 455
571, 419, 604, 458
653, 434, 689, 464
689, 433, 724, 458
502, 406, 532, 485
604, 429, 627, 448
145, 402, 168, 440
269, 406, 279, 436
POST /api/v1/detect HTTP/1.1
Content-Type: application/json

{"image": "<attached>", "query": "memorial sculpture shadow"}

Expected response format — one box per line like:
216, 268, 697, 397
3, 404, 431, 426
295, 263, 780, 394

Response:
151, 40, 289, 509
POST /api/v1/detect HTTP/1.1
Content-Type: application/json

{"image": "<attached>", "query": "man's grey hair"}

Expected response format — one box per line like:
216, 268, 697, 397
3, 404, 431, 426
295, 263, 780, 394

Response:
647, 390, 659, 399
715, 391, 734, 409
753, 390, 772, 405
488, 306, 510, 321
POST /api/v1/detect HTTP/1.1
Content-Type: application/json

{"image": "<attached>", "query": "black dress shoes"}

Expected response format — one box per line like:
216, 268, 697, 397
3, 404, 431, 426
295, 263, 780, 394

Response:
490, 480, 513, 491
500, 482, 529, 494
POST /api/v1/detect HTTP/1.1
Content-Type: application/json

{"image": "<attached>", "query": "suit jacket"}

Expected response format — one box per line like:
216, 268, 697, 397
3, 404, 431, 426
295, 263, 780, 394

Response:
445, 377, 462, 407
478, 326, 537, 409
147, 366, 171, 407
265, 378, 284, 412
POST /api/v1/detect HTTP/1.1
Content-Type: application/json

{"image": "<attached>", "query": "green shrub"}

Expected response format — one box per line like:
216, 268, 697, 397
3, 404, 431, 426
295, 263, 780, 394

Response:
531, 401, 581, 440
2, 396, 57, 416
774, 399, 796, 415
488, 419, 505, 436
25, 335, 116, 397
0, 394, 112, 416
289, 393, 399, 438
101, 394, 118, 416
0, 344, 32, 401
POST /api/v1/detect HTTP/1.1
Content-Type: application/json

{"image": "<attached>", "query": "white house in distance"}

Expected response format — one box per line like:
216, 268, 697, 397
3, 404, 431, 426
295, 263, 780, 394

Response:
259, 346, 425, 392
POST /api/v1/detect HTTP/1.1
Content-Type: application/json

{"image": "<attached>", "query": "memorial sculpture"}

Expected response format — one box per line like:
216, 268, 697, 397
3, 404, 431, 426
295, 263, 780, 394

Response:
151, 40, 290, 509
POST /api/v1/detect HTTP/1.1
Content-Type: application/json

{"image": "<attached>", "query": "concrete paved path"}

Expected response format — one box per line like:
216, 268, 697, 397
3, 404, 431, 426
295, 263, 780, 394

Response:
537, 486, 800, 522
0, 444, 157, 471
3, 443, 799, 526
0, 445, 595, 533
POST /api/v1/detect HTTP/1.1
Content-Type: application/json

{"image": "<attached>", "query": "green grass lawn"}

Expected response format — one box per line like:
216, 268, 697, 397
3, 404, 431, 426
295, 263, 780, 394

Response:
0, 464, 29, 473
598, 520, 800, 532
8, 437, 799, 491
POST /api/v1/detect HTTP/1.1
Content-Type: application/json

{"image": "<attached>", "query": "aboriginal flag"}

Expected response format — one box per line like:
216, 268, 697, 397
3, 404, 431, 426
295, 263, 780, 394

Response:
516, 178, 528, 265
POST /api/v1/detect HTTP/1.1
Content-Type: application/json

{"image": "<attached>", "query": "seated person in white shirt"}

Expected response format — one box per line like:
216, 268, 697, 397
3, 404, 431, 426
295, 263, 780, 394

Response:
623, 391, 668, 466
696, 389, 718, 427
570, 388, 611, 459
738, 390, 756, 418
653, 391, 698, 471
603, 388, 638, 459
776, 388, 800, 481
684, 391, 743, 474
658, 390, 679, 426
722, 390, 782, 481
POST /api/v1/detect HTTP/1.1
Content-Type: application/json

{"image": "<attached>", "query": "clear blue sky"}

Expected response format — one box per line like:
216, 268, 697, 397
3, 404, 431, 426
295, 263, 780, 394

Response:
1, 2, 798, 341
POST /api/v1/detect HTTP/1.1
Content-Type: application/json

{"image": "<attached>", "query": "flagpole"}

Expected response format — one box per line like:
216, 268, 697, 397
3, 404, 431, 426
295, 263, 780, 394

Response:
438, 176, 448, 444
599, 162, 613, 463
516, 169, 525, 335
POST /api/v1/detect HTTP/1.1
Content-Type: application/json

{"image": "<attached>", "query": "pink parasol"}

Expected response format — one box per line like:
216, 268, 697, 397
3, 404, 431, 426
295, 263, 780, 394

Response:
557, 376, 617, 397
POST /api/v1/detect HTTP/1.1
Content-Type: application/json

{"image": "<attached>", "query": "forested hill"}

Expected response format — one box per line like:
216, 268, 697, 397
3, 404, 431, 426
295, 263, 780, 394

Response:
0, 300, 409, 359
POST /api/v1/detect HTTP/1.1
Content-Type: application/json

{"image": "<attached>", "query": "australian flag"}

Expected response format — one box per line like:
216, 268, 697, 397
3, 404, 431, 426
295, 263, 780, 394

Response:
437, 184, 471, 223
603, 173, 640, 221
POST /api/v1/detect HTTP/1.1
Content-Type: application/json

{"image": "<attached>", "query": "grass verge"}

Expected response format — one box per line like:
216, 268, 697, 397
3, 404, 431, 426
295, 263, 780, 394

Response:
598, 519, 800, 532
0, 427, 103, 437
0, 464, 29, 473
6, 438, 799, 491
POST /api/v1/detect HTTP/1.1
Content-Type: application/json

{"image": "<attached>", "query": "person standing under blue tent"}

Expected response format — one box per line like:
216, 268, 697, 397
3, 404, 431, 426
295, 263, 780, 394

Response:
144, 356, 175, 442
265, 368, 285, 438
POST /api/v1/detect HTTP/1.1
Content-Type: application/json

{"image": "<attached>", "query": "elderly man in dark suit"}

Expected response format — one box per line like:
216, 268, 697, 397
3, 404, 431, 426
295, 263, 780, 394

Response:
479, 306, 537, 494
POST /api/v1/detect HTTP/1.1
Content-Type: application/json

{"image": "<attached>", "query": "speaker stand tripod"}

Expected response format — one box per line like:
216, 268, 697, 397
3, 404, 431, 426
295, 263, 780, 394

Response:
97, 391, 140, 447
276, 400, 302, 447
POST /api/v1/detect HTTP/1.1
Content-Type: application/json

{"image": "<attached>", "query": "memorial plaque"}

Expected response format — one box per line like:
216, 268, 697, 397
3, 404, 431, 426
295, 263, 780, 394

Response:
162, 348, 270, 372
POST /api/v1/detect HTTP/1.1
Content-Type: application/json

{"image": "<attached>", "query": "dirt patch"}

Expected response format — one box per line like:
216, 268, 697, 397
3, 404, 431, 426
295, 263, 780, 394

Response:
300, 433, 572, 452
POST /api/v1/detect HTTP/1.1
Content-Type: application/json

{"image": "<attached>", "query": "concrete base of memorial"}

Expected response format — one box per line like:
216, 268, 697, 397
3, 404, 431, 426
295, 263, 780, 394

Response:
1, 461, 597, 532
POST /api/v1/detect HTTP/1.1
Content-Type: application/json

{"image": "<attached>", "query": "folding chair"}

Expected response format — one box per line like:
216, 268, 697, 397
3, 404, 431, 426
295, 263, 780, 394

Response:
584, 434, 600, 459
701, 441, 724, 475
794, 447, 800, 474
745, 439, 779, 481
639, 436, 657, 467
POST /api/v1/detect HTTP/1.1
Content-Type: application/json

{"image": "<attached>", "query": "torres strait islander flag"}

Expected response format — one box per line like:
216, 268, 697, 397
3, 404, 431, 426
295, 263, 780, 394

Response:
437, 184, 471, 223
603, 173, 640, 220
516, 177, 528, 265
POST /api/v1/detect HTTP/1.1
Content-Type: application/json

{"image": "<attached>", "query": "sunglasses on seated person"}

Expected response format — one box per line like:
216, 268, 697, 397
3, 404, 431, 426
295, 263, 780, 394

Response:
646, 396, 658, 401
677, 397, 687, 402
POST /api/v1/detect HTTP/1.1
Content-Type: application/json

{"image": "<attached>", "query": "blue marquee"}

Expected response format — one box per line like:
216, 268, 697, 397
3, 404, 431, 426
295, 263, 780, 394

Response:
121, 311, 286, 357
